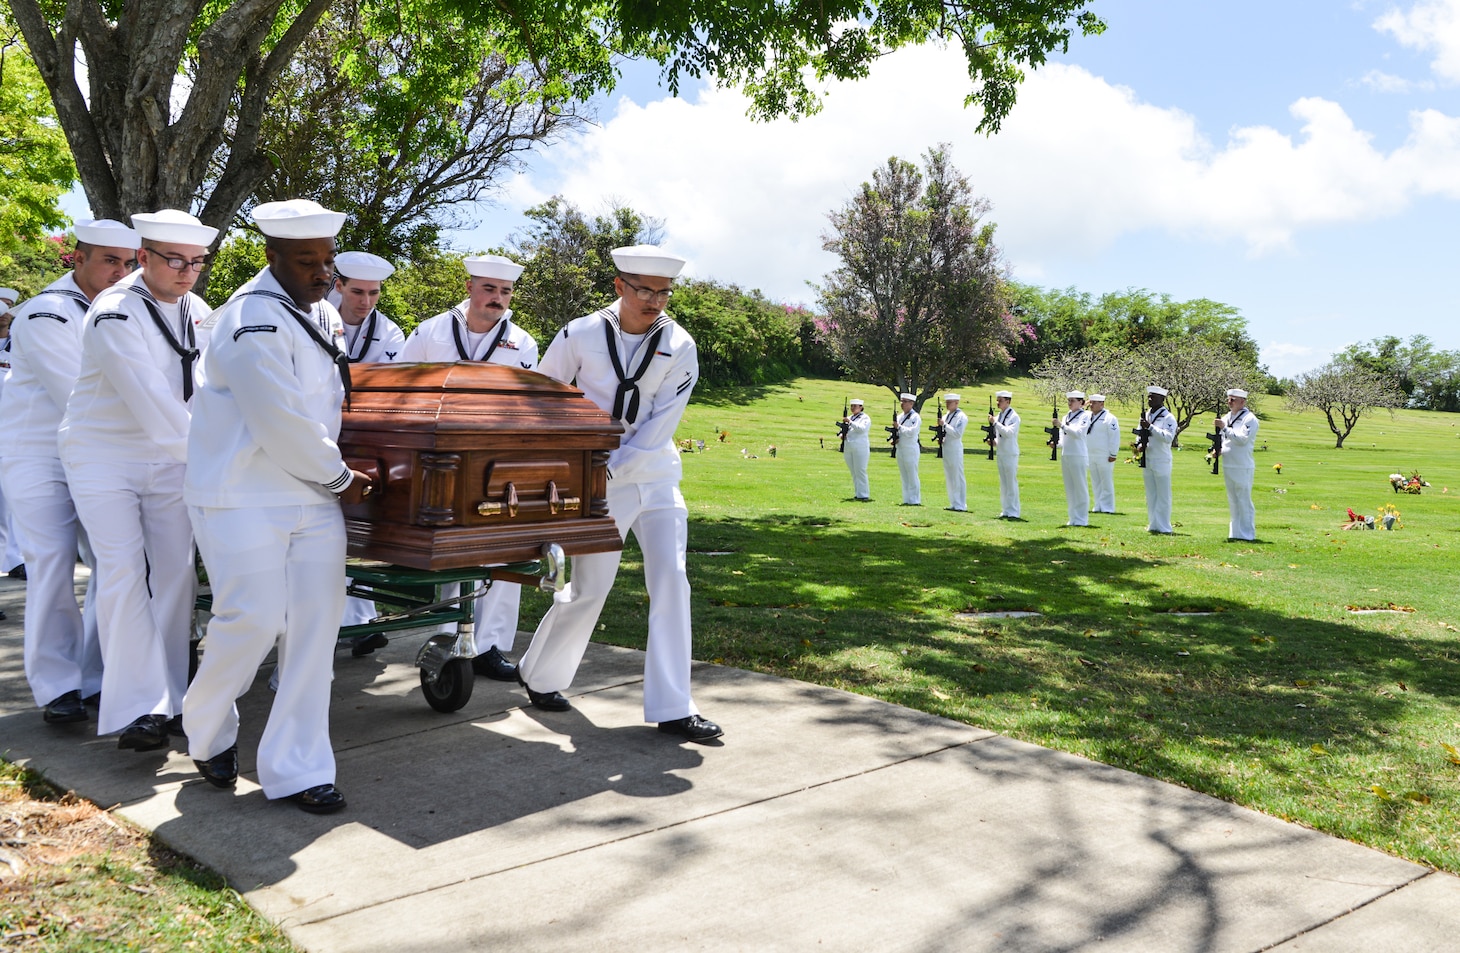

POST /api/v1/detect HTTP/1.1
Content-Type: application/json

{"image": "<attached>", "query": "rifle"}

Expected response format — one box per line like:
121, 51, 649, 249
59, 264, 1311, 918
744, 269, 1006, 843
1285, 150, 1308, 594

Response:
1205, 421, 1223, 475
884, 405, 899, 458
1132, 413, 1151, 469
980, 396, 997, 460
928, 408, 947, 459
836, 397, 850, 453
1044, 401, 1061, 462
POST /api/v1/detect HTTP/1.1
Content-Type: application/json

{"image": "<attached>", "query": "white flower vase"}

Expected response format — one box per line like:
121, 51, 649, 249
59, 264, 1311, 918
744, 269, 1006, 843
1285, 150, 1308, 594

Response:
1383, 514, 1397, 530
1364, 516, 1375, 530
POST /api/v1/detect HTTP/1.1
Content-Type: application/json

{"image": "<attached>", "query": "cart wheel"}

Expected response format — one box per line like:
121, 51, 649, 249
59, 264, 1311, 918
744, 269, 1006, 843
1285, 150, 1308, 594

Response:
420, 658, 474, 712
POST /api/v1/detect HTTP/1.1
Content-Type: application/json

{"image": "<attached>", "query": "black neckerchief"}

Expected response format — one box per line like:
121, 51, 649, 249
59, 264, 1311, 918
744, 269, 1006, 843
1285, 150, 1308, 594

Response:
947, 409, 963, 423
1228, 407, 1248, 426
1066, 410, 1082, 423
999, 408, 1010, 424
1151, 407, 1167, 422
345, 310, 379, 363
127, 283, 198, 401
602, 309, 668, 423
850, 412, 865, 421
1086, 409, 1106, 433
52, 287, 92, 315
451, 309, 509, 362
241, 290, 351, 407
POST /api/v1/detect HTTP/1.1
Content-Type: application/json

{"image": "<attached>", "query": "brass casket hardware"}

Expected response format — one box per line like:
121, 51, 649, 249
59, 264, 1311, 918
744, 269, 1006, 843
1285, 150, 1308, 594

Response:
476, 481, 579, 518
477, 501, 501, 516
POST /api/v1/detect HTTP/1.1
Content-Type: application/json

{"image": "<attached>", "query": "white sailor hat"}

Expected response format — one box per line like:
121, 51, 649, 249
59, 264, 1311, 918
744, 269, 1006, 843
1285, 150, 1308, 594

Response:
0, 288, 18, 306
252, 200, 346, 239
1066, 390, 1086, 400
73, 219, 141, 250
943, 393, 961, 402
995, 390, 1013, 399
899, 392, 916, 401
463, 254, 524, 281
131, 209, 218, 247
1147, 386, 1168, 396
611, 244, 687, 278
1089, 394, 1106, 402
335, 251, 396, 281
848, 398, 864, 406
1226, 388, 1249, 399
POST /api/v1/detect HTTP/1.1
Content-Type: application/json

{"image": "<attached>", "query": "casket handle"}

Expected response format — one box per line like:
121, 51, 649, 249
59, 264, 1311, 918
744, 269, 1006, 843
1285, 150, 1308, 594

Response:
504, 482, 519, 518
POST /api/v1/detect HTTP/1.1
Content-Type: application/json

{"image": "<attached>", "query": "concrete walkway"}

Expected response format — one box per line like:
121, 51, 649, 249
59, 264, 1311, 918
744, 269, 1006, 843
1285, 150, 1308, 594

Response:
2, 570, 1457, 952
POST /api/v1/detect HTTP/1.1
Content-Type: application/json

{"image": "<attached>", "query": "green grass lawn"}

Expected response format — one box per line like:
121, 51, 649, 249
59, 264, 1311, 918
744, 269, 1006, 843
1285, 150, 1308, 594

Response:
520, 374, 1460, 872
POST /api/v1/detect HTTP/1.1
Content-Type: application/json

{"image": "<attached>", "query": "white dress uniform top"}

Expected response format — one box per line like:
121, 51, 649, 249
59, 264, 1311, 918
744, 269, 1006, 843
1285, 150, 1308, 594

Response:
341, 309, 405, 364
0, 290, 26, 572
992, 395, 1021, 518
1220, 391, 1260, 541
518, 291, 702, 724
843, 401, 871, 500
1085, 401, 1121, 514
1057, 394, 1092, 526
940, 397, 967, 511
395, 291, 539, 658
894, 397, 922, 505
1142, 400, 1177, 534
59, 217, 214, 737
183, 216, 354, 800
0, 266, 120, 708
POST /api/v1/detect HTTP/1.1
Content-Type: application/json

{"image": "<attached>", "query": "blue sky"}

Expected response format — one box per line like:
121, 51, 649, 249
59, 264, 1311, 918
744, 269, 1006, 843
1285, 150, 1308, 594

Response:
447, 0, 1460, 378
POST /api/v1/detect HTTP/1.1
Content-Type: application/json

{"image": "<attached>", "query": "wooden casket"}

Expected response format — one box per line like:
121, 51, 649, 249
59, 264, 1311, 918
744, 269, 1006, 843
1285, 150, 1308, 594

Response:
338, 363, 624, 570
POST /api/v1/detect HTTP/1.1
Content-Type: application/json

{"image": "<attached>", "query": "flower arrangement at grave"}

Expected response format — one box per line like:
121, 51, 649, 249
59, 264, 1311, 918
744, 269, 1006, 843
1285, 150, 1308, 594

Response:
1273, 463, 1283, 474
1342, 507, 1375, 530
1389, 470, 1429, 494
1376, 503, 1402, 530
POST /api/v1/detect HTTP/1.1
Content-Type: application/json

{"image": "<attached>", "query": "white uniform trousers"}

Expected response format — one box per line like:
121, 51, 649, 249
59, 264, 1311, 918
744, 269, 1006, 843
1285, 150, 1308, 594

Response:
184, 503, 344, 799
0, 476, 25, 572
1143, 465, 1173, 533
1089, 458, 1116, 513
941, 441, 966, 510
519, 480, 696, 723
65, 460, 195, 735
341, 593, 377, 628
1225, 466, 1257, 540
844, 443, 870, 499
0, 455, 102, 706
896, 443, 921, 504
997, 453, 1020, 518
1061, 453, 1090, 526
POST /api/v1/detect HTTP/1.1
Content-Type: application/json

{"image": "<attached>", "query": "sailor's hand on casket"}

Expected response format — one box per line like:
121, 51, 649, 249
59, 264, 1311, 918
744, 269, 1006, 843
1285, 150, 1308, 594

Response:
338, 469, 376, 505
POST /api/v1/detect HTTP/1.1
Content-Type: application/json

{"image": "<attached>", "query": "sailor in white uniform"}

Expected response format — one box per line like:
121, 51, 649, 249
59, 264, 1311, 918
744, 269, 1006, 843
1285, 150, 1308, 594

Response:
893, 393, 922, 505
59, 210, 216, 751
398, 254, 539, 682
517, 245, 722, 743
1056, 391, 1092, 527
182, 200, 370, 813
991, 390, 1021, 519
330, 252, 405, 636
0, 288, 25, 575
0, 220, 139, 724
939, 393, 967, 511
1217, 387, 1260, 541
1085, 394, 1120, 514
842, 398, 871, 500
1138, 386, 1178, 534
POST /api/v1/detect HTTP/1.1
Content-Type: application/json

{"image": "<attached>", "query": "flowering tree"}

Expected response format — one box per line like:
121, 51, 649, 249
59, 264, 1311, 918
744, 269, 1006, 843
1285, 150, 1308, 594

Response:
1031, 343, 1142, 404
818, 147, 1017, 410
1287, 362, 1405, 448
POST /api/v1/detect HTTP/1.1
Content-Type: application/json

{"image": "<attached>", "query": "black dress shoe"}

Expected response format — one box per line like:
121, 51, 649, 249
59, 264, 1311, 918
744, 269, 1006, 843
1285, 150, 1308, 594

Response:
289, 783, 346, 814
83, 692, 101, 708
193, 746, 239, 789
118, 714, 170, 751
516, 672, 571, 711
349, 632, 389, 657
658, 714, 724, 743
8, 565, 26, 580
165, 714, 186, 737
42, 690, 87, 724
472, 646, 519, 681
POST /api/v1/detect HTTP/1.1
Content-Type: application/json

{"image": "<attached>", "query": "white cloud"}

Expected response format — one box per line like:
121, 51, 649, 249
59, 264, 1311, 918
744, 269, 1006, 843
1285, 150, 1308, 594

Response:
1375, 0, 1460, 82
495, 45, 1460, 304
1358, 68, 1434, 92
1259, 341, 1334, 378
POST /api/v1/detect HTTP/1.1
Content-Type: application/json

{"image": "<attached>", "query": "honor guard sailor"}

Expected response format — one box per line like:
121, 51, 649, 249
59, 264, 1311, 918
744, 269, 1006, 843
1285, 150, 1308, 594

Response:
182, 200, 371, 813
59, 210, 216, 751
991, 390, 1021, 519
1056, 391, 1092, 526
0, 287, 25, 575
398, 254, 539, 682
843, 398, 871, 500
939, 394, 968, 511
0, 219, 139, 724
1138, 386, 1178, 533
1217, 388, 1259, 541
1085, 394, 1120, 514
517, 245, 722, 742
894, 393, 922, 505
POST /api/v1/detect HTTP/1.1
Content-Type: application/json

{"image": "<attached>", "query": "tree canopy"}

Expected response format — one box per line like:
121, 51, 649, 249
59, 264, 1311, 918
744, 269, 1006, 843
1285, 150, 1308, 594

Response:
1287, 362, 1405, 449
0, 36, 74, 270
1335, 335, 1460, 413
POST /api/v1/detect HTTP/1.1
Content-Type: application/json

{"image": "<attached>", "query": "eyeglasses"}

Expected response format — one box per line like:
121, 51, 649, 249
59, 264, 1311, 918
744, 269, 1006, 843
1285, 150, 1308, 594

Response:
621, 276, 672, 304
150, 252, 211, 272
